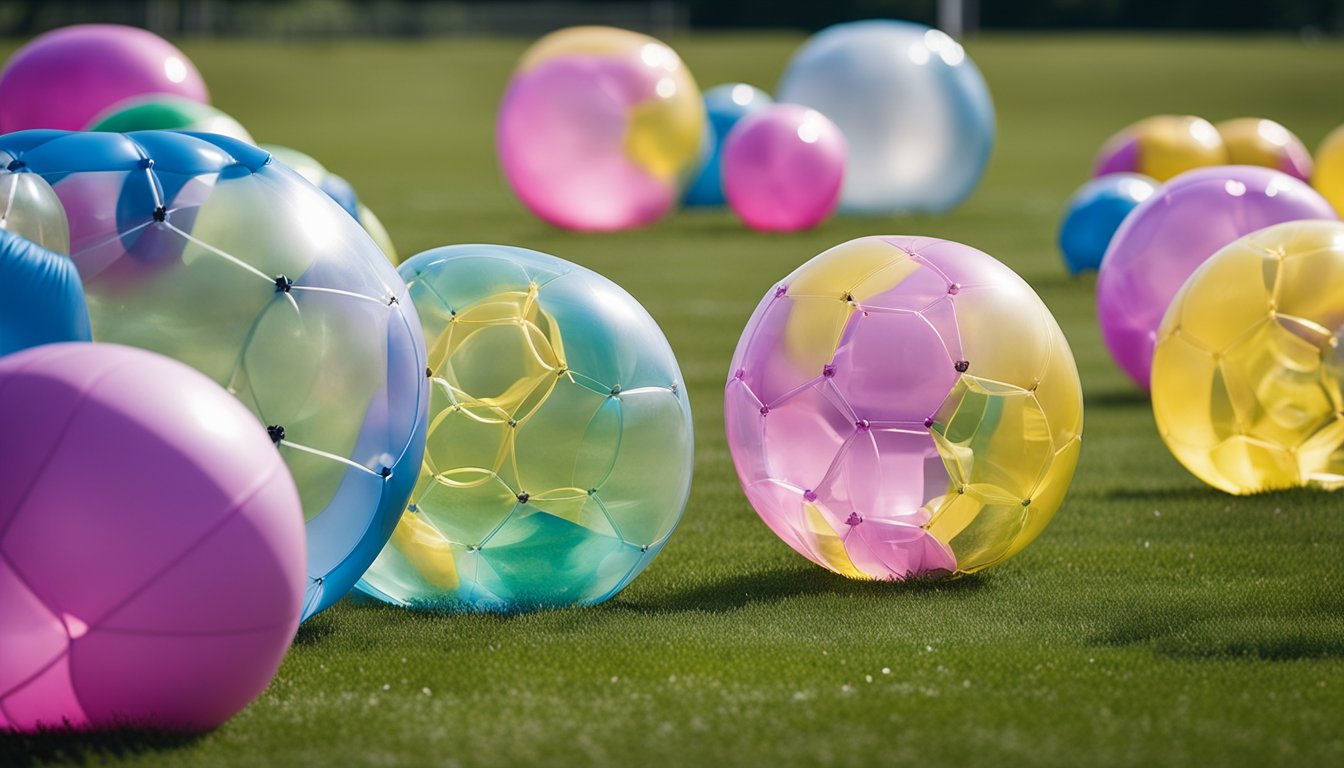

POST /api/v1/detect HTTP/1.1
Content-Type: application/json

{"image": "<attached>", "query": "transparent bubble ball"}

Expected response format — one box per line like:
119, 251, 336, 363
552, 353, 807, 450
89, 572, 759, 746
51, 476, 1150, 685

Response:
357, 244, 694, 611
0, 129, 429, 620
725, 236, 1083, 579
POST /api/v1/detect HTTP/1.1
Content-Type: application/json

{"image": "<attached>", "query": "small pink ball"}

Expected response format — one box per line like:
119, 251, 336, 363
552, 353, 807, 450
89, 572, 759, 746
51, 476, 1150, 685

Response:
723, 104, 846, 232
0, 343, 305, 732
0, 25, 208, 133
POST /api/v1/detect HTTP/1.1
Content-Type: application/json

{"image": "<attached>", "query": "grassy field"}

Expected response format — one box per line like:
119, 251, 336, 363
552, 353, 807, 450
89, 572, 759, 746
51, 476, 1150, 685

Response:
4, 31, 1344, 767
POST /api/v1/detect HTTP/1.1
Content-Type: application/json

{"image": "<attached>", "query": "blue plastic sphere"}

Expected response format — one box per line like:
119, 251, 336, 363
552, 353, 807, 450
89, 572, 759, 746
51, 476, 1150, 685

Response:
777, 20, 995, 214
0, 129, 429, 620
683, 83, 773, 207
1058, 173, 1157, 275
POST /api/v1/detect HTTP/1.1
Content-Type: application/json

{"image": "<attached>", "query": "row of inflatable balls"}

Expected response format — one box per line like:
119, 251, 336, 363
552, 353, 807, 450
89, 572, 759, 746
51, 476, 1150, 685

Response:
1058, 113, 1344, 274
0, 21, 993, 235
0, 127, 1087, 734
1055, 115, 1344, 495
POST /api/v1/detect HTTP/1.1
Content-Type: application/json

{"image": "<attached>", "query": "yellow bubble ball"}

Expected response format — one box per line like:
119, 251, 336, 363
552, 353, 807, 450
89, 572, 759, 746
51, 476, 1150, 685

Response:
1152, 219, 1344, 494
1313, 124, 1344, 215
1095, 115, 1228, 181
1215, 117, 1313, 180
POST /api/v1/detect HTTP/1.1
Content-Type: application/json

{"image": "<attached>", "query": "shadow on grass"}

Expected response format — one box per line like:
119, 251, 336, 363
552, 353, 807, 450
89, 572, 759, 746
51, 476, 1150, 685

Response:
292, 608, 339, 647
1091, 591, 1344, 662
612, 565, 987, 615
0, 727, 202, 768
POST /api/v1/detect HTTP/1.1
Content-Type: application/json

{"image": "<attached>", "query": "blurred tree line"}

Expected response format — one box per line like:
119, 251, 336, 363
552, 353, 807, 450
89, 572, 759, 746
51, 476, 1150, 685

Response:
3, 0, 1342, 36
687, 0, 1343, 31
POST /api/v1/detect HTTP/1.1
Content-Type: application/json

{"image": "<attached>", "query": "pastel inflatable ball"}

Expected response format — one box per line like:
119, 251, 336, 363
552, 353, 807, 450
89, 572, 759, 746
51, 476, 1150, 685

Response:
722, 105, 845, 232
725, 236, 1083, 580
0, 343, 305, 732
776, 20, 994, 214
0, 25, 208, 133
1313, 124, 1344, 215
1057, 173, 1157, 275
498, 26, 706, 231
0, 130, 430, 620
1094, 115, 1227, 181
0, 167, 70, 254
261, 144, 398, 263
683, 83, 773, 207
1214, 118, 1313, 181
86, 94, 255, 144
1096, 166, 1336, 389
357, 244, 693, 611
1153, 220, 1344, 494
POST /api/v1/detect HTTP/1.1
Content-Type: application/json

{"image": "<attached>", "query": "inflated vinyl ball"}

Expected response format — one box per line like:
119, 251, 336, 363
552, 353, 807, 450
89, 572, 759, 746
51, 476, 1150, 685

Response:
86, 94, 255, 144
497, 26, 706, 231
725, 236, 1083, 580
1153, 220, 1344, 494
0, 343, 305, 732
358, 244, 693, 611
1214, 118, 1313, 181
0, 130, 429, 620
1094, 115, 1227, 181
0, 170, 88, 356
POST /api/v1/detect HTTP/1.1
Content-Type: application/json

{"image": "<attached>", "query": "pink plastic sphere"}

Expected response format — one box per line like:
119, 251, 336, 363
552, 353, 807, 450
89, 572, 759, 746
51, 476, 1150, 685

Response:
1096, 165, 1337, 389
0, 25, 208, 133
722, 104, 846, 232
496, 27, 705, 231
726, 237, 1083, 581
0, 343, 305, 733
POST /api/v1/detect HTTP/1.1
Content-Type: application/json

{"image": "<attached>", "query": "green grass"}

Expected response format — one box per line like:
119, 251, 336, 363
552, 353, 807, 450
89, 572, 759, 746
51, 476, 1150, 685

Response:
5, 32, 1344, 767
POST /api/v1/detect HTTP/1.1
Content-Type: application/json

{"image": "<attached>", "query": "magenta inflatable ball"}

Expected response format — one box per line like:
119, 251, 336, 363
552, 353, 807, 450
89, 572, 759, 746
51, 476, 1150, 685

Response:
1095, 165, 1337, 389
722, 104, 846, 232
0, 343, 305, 732
0, 24, 208, 133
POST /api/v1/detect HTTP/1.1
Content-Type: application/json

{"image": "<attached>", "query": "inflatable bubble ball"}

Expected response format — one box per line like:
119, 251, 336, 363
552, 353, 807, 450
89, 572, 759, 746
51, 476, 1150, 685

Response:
86, 94, 255, 145
0, 129, 429, 620
497, 26, 706, 231
1214, 118, 1313, 181
1094, 115, 1227, 181
1153, 220, 1344, 494
262, 143, 398, 263
0, 170, 90, 356
683, 83, 773, 207
725, 236, 1083, 580
776, 20, 995, 214
1057, 173, 1157, 275
357, 244, 694, 611
0, 343, 305, 732
1096, 166, 1336, 390
0, 24, 208, 133
722, 104, 846, 232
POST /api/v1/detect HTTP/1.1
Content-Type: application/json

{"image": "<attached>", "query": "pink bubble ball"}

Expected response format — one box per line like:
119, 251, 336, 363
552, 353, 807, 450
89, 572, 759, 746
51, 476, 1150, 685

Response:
722, 104, 846, 232
0, 343, 305, 733
1096, 165, 1337, 389
0, 25, 208, 133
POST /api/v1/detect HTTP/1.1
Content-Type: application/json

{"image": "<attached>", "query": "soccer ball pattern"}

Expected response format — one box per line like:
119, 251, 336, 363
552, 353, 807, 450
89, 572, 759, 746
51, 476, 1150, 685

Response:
726, 236, 1083, 579
357, 245, 693, 610
0, 130, 428, 620
1153, 220, 1344, 494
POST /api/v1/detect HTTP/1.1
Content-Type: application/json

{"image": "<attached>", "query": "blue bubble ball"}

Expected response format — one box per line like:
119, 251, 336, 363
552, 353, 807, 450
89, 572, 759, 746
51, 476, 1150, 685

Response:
683, 83, 772, 207
1058, 173, 1158, 275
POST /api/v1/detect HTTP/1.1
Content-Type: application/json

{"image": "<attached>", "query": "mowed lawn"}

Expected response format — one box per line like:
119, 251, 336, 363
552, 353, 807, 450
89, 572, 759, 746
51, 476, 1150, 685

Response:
4, 32, 1344, 767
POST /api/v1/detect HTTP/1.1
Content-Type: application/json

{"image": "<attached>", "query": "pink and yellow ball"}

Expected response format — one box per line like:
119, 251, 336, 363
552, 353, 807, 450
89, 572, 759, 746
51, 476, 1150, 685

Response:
497, 26, 705, 231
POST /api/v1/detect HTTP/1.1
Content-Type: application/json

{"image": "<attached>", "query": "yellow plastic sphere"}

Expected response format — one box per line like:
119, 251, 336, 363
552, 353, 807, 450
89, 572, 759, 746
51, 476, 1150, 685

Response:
1313, 124, 1344, 215
1216, 118, 1314, 180
1153, 219, 1344, 494
1095, 115, 1227, 181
